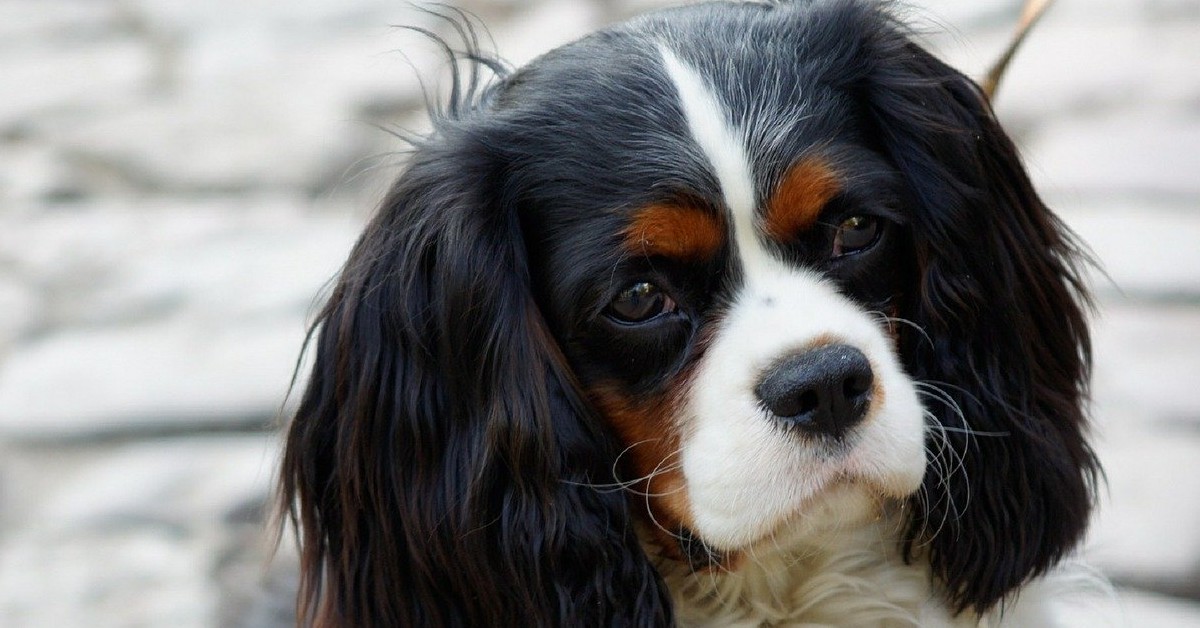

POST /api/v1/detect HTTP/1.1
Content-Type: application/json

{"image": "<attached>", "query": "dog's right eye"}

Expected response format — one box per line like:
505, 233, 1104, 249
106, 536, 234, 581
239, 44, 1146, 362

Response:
606, 282, 677, 324
832, 215, 881, 258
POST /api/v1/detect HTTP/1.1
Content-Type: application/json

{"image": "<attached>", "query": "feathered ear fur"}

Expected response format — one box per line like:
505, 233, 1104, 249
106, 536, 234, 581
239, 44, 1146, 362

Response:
866, 35, 1100, 614
278, 53, 671, 628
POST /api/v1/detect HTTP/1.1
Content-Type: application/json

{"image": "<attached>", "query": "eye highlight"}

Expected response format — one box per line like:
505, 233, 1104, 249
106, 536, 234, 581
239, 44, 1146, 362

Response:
606, 282, 677, 324
832, 215, 880, 258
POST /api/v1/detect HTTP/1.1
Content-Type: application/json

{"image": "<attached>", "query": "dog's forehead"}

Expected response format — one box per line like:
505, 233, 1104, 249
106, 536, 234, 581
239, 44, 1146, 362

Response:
502, 1, 870, 241
512, 4, 858, 146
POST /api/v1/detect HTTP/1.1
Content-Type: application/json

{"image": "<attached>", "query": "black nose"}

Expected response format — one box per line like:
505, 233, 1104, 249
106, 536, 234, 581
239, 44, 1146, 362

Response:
755, 344, 874, 439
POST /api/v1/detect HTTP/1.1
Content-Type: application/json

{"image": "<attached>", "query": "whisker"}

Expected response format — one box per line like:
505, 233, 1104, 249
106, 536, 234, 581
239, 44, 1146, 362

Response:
916, 378, 984, 414
917, 414, 972, 544
932, 425, 1008, 437
643, 497, 687, 542
561, 438, 676, 492
866, 311, 933, 347
915, 388, 1007, 439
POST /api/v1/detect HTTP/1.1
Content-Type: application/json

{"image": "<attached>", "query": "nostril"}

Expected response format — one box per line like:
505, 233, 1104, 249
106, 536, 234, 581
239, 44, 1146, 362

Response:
771, 389, 820, 418
843, 373, 872, 399
797, 390, 820, 415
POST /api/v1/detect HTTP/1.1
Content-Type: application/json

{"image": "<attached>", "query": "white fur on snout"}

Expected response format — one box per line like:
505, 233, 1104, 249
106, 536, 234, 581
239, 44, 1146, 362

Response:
682, 268, 926, 549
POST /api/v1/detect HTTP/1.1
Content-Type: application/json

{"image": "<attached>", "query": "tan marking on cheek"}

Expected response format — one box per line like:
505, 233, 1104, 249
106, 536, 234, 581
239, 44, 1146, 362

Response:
586, 352, 714, 566
587, 385, 693, 535
623, 202, 723, 261
764, 158, 841, 242
586, 329, 744, 568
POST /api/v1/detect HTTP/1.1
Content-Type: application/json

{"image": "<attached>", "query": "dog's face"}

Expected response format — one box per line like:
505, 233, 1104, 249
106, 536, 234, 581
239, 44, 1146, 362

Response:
282, 2, 1098, 626
514, 36, 928, 558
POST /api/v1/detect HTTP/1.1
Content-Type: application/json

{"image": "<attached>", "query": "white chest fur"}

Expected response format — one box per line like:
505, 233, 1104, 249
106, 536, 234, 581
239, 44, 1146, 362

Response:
645, 489, 1111, 627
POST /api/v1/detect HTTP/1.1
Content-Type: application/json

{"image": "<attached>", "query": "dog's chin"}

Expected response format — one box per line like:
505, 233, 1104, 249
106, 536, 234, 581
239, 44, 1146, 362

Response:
656, 479, 918, 574
692, 474, 919, 560
678, 423, 927, 557
766, 481, 917, 549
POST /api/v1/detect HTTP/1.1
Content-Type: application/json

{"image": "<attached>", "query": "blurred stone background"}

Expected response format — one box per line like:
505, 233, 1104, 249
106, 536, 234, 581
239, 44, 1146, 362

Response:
0, 0, 1197, 625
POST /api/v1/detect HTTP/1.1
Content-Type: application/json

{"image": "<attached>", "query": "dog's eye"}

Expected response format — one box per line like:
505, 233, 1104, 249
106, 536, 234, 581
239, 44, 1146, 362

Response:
832, 215, 880, 257
606, 282, 677, 324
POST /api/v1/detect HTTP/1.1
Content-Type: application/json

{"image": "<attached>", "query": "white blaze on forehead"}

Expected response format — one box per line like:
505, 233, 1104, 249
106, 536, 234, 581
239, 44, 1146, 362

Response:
657, 44, 926, 551
657, 46, 773, 274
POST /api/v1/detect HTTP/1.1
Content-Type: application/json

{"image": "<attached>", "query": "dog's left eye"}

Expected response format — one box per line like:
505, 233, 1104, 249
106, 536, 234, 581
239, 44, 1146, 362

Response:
832, 215, 880, 258
606, 282, 677, 324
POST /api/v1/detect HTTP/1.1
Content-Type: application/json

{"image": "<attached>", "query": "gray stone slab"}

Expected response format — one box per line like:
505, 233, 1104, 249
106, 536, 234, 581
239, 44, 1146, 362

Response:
1, 201, 355, 328
0, 1, 120, 46
0, 3, 439, 201
1089, 423, 1200, 597
1055, 200, 1200, 300
964, 11, 1200, 298
1001, 21, 1200, 114
0, 278, 38, 355
0, 40, 153, 133
0, 201, 362, 439
487, 0, 609, 66
0, 317, 307, 438
1114, 590, 1200, 628
0, 435, 280, 628
1091, 302, 1200, 428
1025, 109, 1200, 200
1086, 302, 1200, 596
30, 67, 415, 199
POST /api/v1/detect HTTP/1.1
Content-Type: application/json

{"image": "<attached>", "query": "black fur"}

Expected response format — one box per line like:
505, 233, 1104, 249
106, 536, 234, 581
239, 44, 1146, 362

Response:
869, 40, 1099, 615
280, 18, 672, 626
281, 0, 1097, 624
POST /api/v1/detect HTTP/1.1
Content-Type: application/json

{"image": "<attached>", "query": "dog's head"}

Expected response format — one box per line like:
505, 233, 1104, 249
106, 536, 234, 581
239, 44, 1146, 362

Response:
281, 1, 1098, 625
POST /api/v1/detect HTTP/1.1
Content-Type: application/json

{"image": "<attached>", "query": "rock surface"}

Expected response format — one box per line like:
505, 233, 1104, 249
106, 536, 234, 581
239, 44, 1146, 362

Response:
1, 0, 1198, 626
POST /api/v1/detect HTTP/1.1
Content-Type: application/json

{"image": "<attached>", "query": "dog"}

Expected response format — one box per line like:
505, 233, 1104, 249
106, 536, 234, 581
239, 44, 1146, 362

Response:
280, 1, 1102, 625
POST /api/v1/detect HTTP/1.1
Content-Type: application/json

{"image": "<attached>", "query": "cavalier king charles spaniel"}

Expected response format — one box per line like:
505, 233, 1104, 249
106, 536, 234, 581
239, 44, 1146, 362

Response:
280, 0, 1102, 625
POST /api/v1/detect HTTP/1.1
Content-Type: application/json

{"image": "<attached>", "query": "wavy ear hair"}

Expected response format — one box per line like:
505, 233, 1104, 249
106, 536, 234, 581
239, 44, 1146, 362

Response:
866, 33, 1100, 614
279, 42, 671, 628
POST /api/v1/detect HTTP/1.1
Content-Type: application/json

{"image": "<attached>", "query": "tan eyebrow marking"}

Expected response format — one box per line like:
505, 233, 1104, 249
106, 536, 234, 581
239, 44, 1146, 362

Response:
623, 202, 724, 261
764, 158, 842, 242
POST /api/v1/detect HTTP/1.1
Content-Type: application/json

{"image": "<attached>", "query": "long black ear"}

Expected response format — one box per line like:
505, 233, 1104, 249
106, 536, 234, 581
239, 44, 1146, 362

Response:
279, 112, 671, 626
867, 37, 1100, 614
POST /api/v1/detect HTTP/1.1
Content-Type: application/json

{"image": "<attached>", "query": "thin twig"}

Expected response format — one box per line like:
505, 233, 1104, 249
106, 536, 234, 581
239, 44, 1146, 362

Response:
981, 0, 1055, 101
